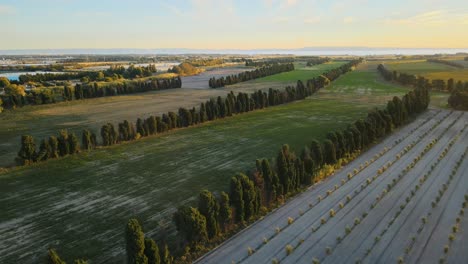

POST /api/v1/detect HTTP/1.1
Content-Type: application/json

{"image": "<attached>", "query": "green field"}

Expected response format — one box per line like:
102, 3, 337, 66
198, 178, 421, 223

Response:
251, 61, 346, 83
0, 63, 350, 168
0, 63, 410, 263
385, 60, 468, 81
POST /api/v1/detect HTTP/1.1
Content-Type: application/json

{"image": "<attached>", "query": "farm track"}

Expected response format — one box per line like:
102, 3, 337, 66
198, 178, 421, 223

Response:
196, 109, 468, 264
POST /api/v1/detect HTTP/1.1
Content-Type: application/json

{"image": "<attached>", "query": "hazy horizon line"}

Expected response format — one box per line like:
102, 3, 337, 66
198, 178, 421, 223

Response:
1, 46, 467, 56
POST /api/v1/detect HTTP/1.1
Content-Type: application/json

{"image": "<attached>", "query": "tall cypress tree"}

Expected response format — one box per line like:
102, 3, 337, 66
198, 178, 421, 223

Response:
218, 191, 232, 232
125, 218, 148, 264
144, 238, 160, 264
68, 132, 80, 154
198, 190, 219, 239
17, 135, 36, 165
230, 176, 244, 223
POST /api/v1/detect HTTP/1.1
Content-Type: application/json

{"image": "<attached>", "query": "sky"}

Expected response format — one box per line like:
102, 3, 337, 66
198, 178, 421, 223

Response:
0, 0, 467, 50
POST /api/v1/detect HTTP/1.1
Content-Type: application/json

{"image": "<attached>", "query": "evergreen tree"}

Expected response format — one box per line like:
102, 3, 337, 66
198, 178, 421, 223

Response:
218, 191, 232, 231
49, 136, 59, 159
160, 244, 173, 264
58, 130, 70, 156
238, 173, 256, 221
68, 132, 80, 154
173, 206, 208, 243
323, 140, 337, 164
125, 218, 148, 264
229, 176, 244, 222
144, 238, 160, 264
36, 139, 51, 161
310, 140, 323, 168
82, 129, 93, 151
17, 135, 36, 165
198, 190, 219, 239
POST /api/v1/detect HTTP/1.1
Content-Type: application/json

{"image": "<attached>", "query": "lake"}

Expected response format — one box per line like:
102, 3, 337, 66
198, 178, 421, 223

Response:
0, 71, 65, 81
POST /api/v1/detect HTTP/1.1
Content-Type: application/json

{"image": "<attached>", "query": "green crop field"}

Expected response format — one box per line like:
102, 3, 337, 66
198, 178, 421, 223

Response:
0, 63, 343, 168
0, 62, 423, 263
385, 60, 468, 81
251, 61, 346, 83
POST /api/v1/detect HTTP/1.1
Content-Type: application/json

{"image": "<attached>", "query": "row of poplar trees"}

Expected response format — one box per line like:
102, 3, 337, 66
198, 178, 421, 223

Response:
209, 63, 295, 88
1, 77, 182, 110
16, 60, 362, 166
171, 84, 430, 257
377, 63, 462, 92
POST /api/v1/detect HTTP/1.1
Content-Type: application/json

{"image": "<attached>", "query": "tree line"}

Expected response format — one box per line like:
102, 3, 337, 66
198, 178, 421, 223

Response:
41, 58, 365, 263
244, 58, 296, 67
186, 59, 224, 67
0, 77, 182, 110
47, 218, 173, 264
427, 59, 464, 69
209, 63, 295, 88
377, 63, 466, 93
15, 60, 362, 166
44, 82, 430, 264
306, 57, 330, 66
106, 64, 157, 79
18, 64, 158, 83
168, 62, 202, 76
171, 84, 430, 261
0, 64, 65, 72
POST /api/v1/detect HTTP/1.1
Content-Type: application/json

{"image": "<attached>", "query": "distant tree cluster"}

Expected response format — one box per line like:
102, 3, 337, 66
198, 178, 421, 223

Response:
244, 58, 295, 67
306, 57, 330, 66
168, 62, 202, 76
209, 63, 295, 88
427, 59, 464, 69
106, 64, 157, 79
0, 77, 182, 110
377, 63, 464, 93
18, 64, 157, 84
186, 59, 224, 67
73, 77, 181, 100
0, 64, 65, 72
172, 84, 429, 258
18, 72, 94, 83
448, 83, 468, 110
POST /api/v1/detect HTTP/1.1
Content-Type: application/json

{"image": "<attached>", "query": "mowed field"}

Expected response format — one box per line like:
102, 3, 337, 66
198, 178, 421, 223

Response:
385, 60, 468, 81
198, 109, 468, 264
0, 63, 342, 168
0, 62, 411, 263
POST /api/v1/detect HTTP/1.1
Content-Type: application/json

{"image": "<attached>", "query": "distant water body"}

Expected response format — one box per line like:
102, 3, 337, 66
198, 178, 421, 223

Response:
0, 48, 467, 56
0, 71, 65, 81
